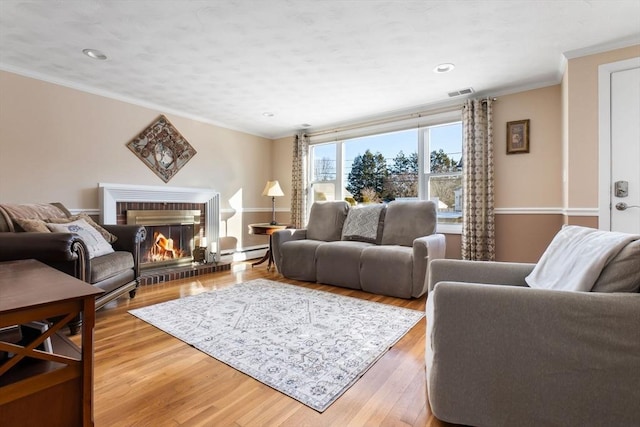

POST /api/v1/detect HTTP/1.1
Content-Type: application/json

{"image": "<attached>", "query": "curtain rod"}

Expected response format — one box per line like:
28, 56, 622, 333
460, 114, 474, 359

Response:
303, 104, 462, 138
303, 97, 497, 138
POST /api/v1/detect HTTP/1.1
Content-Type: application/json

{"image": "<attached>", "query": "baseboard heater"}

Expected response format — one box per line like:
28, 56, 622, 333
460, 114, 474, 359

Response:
219, 246, 268, 262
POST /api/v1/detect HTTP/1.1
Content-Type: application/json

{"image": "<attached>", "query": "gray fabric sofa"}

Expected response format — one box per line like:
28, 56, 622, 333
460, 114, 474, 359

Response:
272, 200, 446, 298
425, 232, 640, 426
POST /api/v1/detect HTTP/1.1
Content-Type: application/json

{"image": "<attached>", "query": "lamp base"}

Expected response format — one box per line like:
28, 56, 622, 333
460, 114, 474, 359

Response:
270, 220, 278, 225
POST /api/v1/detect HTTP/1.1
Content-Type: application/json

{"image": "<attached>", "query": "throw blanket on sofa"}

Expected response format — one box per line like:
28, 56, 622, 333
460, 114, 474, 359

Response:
526, 225, 640, 292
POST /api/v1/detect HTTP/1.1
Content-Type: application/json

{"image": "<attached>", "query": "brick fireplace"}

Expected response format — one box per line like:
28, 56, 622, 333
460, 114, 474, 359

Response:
99, 183, 229, 284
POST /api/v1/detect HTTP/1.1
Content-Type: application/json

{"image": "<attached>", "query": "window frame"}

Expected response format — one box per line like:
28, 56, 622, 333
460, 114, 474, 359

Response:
421, 123, 463, 234
307, 110, 463, 234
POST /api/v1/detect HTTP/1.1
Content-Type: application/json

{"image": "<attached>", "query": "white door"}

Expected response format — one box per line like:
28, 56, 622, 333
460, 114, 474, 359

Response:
610, 67, 640, 233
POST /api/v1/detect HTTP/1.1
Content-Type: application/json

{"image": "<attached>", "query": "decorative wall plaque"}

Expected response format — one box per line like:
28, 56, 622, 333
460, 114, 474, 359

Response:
127, 115, 197, 182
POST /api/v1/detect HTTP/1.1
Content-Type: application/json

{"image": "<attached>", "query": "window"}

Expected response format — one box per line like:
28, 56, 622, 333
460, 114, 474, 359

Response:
308, 114, 463, 232
423, 122, 463, 225
309, 142, 339, 204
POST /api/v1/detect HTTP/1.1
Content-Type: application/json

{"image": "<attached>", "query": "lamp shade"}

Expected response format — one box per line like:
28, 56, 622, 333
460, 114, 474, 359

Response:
262, 180, 284, 197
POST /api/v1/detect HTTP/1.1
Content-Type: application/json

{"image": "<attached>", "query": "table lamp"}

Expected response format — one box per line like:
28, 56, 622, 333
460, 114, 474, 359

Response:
262, 180, 284, 225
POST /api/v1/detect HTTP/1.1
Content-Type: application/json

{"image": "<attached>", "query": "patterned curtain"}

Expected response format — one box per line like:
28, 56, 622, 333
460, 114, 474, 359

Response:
461, 98, 495, 261
290, 133, 309, 228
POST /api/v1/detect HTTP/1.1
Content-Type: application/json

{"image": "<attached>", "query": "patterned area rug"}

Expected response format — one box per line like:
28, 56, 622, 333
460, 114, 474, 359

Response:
129, 279, 424, 412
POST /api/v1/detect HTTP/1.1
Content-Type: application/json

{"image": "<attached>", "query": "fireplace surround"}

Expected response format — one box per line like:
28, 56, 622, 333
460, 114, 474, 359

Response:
99, 183, 228, 284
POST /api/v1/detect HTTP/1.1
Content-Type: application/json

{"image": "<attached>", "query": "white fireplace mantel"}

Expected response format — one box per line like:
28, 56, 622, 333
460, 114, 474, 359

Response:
98, 183, 220, 261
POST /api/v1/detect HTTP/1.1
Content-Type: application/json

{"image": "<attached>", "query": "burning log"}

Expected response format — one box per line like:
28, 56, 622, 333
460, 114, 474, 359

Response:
152, 232, 177, 259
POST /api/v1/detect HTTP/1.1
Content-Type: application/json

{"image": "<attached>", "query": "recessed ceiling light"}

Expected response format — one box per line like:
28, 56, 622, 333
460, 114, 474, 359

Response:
262, 112, 274, 117
434, 63, 455, 73
82, 48, 107, 60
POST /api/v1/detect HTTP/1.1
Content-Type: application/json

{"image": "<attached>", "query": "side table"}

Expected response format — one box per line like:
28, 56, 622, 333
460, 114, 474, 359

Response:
248, 223, 288, 271
0, 259, 103, 427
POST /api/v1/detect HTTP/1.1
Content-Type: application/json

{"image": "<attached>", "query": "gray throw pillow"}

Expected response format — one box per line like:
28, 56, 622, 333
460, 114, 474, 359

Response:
47, 219, 115, 259
341, 204, 385, 244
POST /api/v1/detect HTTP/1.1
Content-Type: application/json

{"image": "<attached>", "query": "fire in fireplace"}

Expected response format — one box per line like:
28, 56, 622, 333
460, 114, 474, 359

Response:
127, 210, 201, 270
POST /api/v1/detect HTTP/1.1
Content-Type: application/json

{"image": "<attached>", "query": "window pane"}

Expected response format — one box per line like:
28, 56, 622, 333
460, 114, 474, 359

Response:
311, 144, 336, 182
427, 123, 462, 173
429, 174, 462, 223
312, 182, 336, 202
344, 129, 418, 202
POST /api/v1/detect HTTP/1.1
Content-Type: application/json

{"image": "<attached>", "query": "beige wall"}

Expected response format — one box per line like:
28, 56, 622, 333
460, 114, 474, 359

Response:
495, 214, 564, 262
0, 70, 275, 250
493, 85, 563, 208
564, 45, 640, 211
490, 85, 564, 262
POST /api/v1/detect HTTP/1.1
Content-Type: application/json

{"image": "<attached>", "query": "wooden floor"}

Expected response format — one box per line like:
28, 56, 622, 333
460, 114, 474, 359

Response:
76, 262, 457, 427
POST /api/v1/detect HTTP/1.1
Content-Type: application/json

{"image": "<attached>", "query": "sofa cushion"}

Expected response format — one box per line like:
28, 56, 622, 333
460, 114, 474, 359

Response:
592, 239, 640, 293
279, 239, 325, 281
360, 245, 414, 298
306, 201, 349, 242
47, 219, 115, 259
90, 251, 135, 284
48, 213, 118, 243
381, 200, 437, 246
341, 203, 385, 244
13, 218, 51, 233
0, 203, 68, 232
316, 241, 373, 289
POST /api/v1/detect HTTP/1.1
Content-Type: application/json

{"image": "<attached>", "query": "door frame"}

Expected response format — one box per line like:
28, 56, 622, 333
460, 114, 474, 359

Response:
597, 56, 640, 230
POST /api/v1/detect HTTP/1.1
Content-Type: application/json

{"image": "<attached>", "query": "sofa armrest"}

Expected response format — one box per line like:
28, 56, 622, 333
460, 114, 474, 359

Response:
102, 224, 146, 252
426, 283, 640, 426
412, 233, 446, 297
0, 232, 90, 280
428, 259, 535, 293
0, 232, 86, 262
272, 228, 307, 271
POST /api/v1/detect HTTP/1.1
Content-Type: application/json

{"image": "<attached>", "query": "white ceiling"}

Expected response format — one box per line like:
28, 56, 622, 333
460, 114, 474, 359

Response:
1, 1, 639, 139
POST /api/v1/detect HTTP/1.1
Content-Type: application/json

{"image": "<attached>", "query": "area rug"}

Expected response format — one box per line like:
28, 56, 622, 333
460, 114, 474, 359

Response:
129, 279, 424, 412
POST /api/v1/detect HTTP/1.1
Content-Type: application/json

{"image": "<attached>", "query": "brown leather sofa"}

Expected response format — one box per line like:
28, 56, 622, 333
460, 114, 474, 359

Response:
0, 202, 146, 334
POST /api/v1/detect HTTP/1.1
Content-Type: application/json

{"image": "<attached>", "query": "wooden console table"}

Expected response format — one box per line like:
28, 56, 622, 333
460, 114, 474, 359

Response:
0, 259, 103, 427
248, 223, 288, 271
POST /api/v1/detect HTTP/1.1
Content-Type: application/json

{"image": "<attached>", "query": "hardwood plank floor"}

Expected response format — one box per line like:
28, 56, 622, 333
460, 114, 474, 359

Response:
76, 262, 457, 427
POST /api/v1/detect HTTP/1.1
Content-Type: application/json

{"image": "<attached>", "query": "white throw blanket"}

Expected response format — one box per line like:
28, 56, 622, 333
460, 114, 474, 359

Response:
525, 225, 640, 292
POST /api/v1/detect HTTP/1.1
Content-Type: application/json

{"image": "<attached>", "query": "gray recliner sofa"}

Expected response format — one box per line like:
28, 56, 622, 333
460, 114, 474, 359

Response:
272, 200, 446, 298
425, 227, 640, 427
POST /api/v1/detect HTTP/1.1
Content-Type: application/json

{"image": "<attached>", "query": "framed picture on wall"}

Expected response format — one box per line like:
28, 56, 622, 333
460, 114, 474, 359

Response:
506, 119, 530, 154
